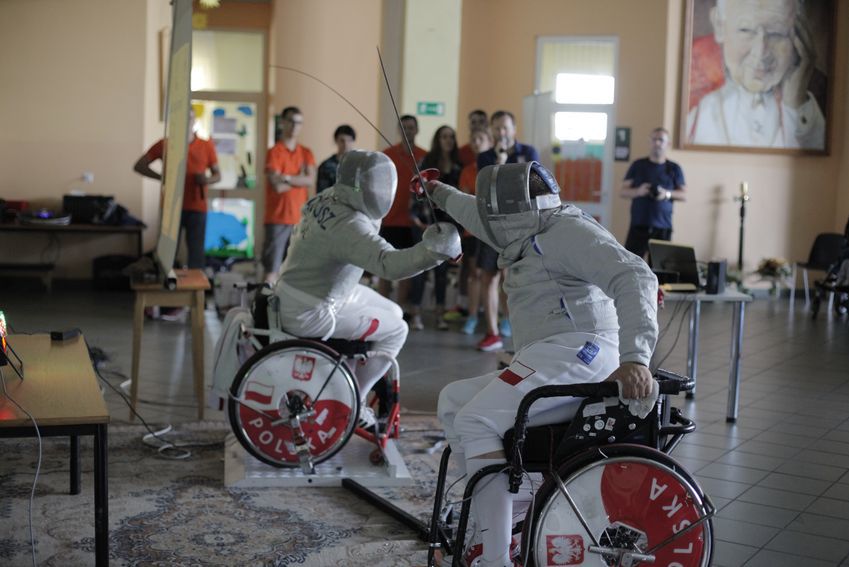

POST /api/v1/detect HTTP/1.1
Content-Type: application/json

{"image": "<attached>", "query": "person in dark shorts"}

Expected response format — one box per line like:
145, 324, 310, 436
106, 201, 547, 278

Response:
620, 127, 687, 259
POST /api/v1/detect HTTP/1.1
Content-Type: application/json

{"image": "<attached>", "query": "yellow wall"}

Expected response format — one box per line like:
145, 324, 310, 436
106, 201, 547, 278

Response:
269, 0, 385, 162
0, 0, 168, 277
459, 0, 849, 269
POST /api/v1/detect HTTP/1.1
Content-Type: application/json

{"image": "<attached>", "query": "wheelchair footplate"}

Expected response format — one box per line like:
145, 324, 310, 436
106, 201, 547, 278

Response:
224, 431, 413, 488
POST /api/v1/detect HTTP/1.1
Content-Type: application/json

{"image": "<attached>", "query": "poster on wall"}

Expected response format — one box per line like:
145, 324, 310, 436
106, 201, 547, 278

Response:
679, 0, 835, 155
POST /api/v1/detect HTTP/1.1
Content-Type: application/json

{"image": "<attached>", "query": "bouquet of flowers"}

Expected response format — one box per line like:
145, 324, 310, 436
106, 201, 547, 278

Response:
753, 257, 792, 296
755, 257, 792, 279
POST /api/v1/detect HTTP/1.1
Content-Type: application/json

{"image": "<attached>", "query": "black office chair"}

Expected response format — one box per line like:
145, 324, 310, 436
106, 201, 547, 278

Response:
789, 233, 846, 308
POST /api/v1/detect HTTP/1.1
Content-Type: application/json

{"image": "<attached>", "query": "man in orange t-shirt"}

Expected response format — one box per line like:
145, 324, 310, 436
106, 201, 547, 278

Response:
379, 115, 426, 323
457, 109, 488, 167
263, 106, 316, 283
134, 108, 220, 269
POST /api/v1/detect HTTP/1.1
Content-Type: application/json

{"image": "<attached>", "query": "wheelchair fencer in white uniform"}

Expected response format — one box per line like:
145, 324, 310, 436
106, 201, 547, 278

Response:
212, 150, 461, 472
418, 162, 689, 566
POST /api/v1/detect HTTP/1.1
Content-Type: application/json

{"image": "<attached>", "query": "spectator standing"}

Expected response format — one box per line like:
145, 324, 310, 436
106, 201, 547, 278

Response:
262, 106, 316, 284
456, 128, 493, 336
410, 125, 463, 330
134, 108, 220, 270
474, 110, 540, 351
457, 109, 488, 166
619, 127, 686, 260
316, 124, 356, 193
380, 115, 427, 328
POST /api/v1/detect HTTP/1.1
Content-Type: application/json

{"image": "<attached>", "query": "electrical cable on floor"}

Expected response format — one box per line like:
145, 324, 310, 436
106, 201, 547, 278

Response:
85, 341, 222, 460
89, 349, 202, 409
1, 366, 41, 567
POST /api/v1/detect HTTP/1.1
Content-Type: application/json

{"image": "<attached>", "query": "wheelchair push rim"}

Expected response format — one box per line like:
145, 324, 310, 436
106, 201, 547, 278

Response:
228, 339, 360, 468
527, 448, 712, 567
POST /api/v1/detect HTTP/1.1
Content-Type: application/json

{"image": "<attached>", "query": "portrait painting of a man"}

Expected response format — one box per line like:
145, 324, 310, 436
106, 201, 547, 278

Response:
681, 0, 834, 153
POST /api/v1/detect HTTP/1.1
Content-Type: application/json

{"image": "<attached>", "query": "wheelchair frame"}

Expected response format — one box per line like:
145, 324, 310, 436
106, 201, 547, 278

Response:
345, 369, 715, 567
226, 285, 402, 474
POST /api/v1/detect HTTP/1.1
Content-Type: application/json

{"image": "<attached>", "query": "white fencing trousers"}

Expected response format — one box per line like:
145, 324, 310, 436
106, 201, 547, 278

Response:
438, 330, 619, 566
438, 330, 619, 466
277, 282, 408, 399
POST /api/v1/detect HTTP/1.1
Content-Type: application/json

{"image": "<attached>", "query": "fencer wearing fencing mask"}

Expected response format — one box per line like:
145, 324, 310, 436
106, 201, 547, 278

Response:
475, 161, 562, 262
426, 161, 658, 367
333, 148, 396, 221
429, 165, 661, 567
274, 150, 461, 404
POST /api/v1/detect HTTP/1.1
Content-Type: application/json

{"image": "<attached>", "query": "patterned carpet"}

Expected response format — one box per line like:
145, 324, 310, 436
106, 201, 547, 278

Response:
0, 417, 453, 566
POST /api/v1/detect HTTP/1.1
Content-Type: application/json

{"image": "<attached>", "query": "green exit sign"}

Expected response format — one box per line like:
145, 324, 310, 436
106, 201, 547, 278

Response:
416, 102, 445, 116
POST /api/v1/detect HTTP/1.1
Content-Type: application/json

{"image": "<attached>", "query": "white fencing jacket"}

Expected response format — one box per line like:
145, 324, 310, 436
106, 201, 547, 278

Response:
277, 187, 443, 303
432, 183, 659, 367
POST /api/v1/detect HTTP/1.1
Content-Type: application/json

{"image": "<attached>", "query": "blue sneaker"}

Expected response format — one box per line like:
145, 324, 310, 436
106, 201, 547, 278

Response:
462, 316, 478, 335
499, 318, 512, 338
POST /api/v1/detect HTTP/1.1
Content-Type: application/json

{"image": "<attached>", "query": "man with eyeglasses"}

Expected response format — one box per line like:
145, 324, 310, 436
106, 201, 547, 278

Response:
263, 106, 316, 284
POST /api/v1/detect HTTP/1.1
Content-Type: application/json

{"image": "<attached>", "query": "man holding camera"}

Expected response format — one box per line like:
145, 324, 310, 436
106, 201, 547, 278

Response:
620, 127, 687, 259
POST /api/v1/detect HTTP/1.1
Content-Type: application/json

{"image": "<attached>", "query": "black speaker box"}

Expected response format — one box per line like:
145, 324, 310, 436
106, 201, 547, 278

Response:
706, 260, 727, 295
63, 195, 115, 224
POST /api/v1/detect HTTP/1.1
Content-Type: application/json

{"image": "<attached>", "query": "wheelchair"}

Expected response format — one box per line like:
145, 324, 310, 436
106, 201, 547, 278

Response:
225, 284, 401, 474
424, 369, 714, 567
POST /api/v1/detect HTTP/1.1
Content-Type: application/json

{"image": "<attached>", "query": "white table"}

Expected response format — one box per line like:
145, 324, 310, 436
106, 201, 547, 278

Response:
662, 289, 753, 422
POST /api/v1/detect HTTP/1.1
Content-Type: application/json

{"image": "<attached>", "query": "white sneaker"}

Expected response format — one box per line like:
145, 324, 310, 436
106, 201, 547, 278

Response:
410, 314, 424, 331
357, 406, 377, 430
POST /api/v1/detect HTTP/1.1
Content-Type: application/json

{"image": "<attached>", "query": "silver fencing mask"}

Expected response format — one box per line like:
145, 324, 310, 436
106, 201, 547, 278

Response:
335, 150, 398, 220
475, 161, 562, 250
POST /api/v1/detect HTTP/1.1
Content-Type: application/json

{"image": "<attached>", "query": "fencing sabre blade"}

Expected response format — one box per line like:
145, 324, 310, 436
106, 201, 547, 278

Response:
376, 46, 441, 231
269, 65, 394, 147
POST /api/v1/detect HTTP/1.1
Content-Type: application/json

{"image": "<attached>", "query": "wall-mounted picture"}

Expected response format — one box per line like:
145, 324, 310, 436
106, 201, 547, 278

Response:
680, 0, 835, 154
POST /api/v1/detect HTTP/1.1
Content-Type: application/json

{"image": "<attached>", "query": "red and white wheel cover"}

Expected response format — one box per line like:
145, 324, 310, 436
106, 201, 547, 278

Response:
534, 458, 707, 566
236, 349, 355, 464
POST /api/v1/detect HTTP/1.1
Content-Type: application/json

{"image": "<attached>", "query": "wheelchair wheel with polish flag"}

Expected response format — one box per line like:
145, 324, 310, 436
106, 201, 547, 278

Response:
228, 340, 360, 468
525, 445, 713, 567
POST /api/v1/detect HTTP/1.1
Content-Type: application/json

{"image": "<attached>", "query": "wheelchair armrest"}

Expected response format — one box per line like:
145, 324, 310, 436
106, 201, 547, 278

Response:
509, 382, 620, 492
654, 368, 695, 393
507, 376, 694, 492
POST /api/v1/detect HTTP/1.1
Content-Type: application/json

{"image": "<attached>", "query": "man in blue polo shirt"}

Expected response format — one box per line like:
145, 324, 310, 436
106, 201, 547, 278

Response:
620, 127, 687, 259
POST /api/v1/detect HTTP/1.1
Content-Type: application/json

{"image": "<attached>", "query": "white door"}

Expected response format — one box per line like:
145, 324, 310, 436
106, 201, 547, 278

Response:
529, 37, 618, 227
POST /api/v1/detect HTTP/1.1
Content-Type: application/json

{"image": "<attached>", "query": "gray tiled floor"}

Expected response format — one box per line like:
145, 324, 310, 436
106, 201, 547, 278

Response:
3, 287, 849, 565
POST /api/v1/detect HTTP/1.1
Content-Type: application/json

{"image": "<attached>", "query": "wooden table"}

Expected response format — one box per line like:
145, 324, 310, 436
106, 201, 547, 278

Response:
0, 334, 110, 566
0, 220, 144, 257
130, 268, 210, 420
0, 221, 144, 291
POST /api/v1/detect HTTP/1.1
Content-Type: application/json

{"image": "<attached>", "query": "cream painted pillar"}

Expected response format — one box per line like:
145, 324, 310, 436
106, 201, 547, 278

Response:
399, 0, 463, 149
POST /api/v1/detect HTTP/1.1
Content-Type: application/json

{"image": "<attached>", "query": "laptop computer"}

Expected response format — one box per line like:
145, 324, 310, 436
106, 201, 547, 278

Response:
648, 240, 700, 292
